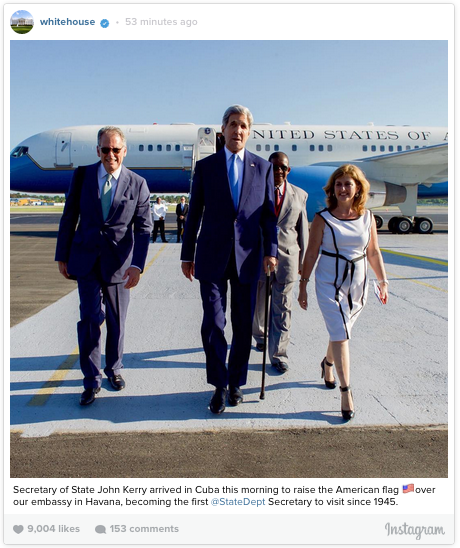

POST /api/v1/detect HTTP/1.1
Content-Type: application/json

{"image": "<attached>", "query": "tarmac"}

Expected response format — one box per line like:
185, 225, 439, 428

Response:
9, 208, 449, 477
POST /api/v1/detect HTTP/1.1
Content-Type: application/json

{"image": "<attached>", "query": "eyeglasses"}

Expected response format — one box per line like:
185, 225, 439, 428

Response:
99, 147, 124, 154
272, 165, 289, 172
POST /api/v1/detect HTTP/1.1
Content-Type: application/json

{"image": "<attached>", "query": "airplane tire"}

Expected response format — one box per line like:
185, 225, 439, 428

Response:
388, 217, 399, 233
414, 217, 433, 234
395, 217, 413, 234
374, 214, 383, 230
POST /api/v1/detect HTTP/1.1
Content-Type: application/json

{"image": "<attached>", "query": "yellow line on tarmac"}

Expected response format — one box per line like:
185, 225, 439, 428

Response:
27, 348, 80, 406
386, 271, 448, 293
143, 242, 168, 272
381, 249, 448, 267
27, 243, 169, 406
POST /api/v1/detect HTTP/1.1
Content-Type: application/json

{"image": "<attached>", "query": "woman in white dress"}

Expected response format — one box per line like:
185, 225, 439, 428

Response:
298, 165, 388, 420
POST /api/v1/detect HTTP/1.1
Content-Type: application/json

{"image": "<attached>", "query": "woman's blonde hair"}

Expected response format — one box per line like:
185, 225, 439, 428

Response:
323, 164, 370, 216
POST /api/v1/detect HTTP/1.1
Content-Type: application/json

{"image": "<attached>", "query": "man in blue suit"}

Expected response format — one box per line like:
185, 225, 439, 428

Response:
55, 126, 152, 405
181, 105, 278, 414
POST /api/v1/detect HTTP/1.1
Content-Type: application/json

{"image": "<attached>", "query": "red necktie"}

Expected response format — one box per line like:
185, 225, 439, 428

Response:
275, 187, 281, 216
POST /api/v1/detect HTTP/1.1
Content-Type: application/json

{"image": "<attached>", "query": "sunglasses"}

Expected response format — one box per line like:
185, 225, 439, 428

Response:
272, 165, 289, 172
100, 147, 124, 154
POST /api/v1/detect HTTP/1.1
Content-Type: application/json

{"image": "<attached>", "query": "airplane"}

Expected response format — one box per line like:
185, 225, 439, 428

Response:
10, 122, 448, 234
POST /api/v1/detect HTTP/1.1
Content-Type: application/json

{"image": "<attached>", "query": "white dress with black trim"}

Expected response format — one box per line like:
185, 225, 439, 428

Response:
315, 208, 373, 341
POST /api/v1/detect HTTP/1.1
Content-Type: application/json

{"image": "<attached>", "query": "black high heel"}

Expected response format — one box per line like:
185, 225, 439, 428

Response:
320, 357, 337, 389
340, 386, 355, 421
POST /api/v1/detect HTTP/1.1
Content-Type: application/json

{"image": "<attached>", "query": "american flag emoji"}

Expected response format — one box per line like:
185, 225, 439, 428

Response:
403, 484, 414, 493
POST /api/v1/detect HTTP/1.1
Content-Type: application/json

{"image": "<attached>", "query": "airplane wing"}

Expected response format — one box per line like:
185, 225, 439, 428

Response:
313, 143, 448, 186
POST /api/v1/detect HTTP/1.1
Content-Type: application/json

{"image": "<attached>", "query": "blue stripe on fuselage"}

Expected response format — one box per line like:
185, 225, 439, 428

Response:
10, 155, 192, 194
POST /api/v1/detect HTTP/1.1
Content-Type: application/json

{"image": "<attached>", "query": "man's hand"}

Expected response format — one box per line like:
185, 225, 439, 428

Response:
181, 261, 195, 281
123, 266, 141, 289
58, 261, 70, 279
263, 256, 278, 275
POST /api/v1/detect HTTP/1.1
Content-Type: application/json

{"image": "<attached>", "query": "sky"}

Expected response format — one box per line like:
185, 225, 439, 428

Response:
10, 10, 33, 24
9, 40, 447, 149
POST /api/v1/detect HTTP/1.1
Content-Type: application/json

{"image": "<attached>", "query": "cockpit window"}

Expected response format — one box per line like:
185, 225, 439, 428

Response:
11, 146, 28, 158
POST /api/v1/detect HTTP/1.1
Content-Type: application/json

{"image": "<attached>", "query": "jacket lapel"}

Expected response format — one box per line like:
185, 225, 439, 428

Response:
108, 165, 129, 220
238, 150, 256, 211
277, 182, 293, 224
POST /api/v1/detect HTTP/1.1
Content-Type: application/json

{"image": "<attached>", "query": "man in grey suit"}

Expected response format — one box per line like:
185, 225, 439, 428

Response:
55, 126, 152, 405
253, 152, 308, 373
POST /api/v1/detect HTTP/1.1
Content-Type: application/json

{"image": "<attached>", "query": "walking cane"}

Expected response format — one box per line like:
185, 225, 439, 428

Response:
260, 265, 271, 400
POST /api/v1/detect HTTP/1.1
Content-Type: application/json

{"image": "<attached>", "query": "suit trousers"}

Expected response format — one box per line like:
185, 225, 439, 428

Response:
77, 261, 130, 389
252, 274, 295, 365
199, 256, 257, 389
152, 220, 167, 242
177, 219, 186, 242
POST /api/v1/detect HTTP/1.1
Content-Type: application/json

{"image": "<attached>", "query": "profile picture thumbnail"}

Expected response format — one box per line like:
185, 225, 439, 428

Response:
11, 10, 34, 34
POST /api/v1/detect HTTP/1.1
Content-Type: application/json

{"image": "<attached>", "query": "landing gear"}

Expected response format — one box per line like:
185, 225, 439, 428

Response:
374, 214, 383, 230
414, 217, 434, 234
388, 216, 434, 234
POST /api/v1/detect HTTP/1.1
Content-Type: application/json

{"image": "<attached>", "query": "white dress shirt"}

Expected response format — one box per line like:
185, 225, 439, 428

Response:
98, 164, 122, 204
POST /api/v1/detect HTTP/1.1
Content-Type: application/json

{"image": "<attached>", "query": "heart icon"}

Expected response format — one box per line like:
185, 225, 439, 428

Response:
13, 525, 23, 534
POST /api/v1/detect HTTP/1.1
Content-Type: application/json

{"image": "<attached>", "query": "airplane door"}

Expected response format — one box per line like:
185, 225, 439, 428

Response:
196, 127, 216, 161
55, 132, 72, 166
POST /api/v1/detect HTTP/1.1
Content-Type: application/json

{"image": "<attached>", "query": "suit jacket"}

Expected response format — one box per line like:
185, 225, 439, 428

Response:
181, 148, 278, 283
55, 162, 153, 283
272, 182, 309, 284
176, 203, 189, 220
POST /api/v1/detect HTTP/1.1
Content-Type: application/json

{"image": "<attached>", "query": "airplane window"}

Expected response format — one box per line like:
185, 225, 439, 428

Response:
157, 145, 162, 151
406, 146, 411, 150
265, 145, 270, 151
166, 145, 171, 151
380, 146, 385, 152
371, 145, 376, 152
327, 145, 332, 152
292, 145, 297, 151
139, 145, 144, 152
397, 146, 402, 151
319, 145, 324, 151
148, 145, 153, 152
310, 145, 315, 151
414, 146, 420, 149
389, 146, 394, 152
256, 145, 261, 151
175, 145, 180, 152
274, 145, 279, 151
362, 145, 368, 152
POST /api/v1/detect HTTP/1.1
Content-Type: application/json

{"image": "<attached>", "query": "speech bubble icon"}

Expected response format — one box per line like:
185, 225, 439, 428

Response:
95, 525, 106, 534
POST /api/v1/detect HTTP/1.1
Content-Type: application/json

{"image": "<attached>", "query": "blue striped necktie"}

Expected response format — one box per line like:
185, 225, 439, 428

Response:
229, 153, 239, 209
101, 173, 113, 220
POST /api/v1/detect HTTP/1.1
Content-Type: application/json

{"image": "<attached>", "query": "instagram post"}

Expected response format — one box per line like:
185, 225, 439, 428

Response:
4, 3, 453, 546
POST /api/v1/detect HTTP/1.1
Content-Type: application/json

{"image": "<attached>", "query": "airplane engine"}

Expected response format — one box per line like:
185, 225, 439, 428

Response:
287, 166, 407, 221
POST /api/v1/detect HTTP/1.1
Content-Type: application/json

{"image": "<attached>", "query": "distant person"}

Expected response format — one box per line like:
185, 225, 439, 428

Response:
151, 197, 168, 243
175, 196, 188, 242
181, 105, 278, 414
252, 152, 308, 373
55, 126, 152, 405
298, 164, 388, 420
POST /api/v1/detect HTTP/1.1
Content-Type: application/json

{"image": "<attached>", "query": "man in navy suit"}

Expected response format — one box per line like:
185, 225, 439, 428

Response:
175, 196, 189, 242
181, 105, 278, 414
55, 126, 152, 405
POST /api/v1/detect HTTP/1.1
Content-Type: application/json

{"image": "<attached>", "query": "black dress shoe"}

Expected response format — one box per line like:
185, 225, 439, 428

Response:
108, 375, 125, 391
228, 386, 243, 406
80, 387, 100, 406
209, 387, 227, 414
256, 343, 265, 352
272, 361, 289, 373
